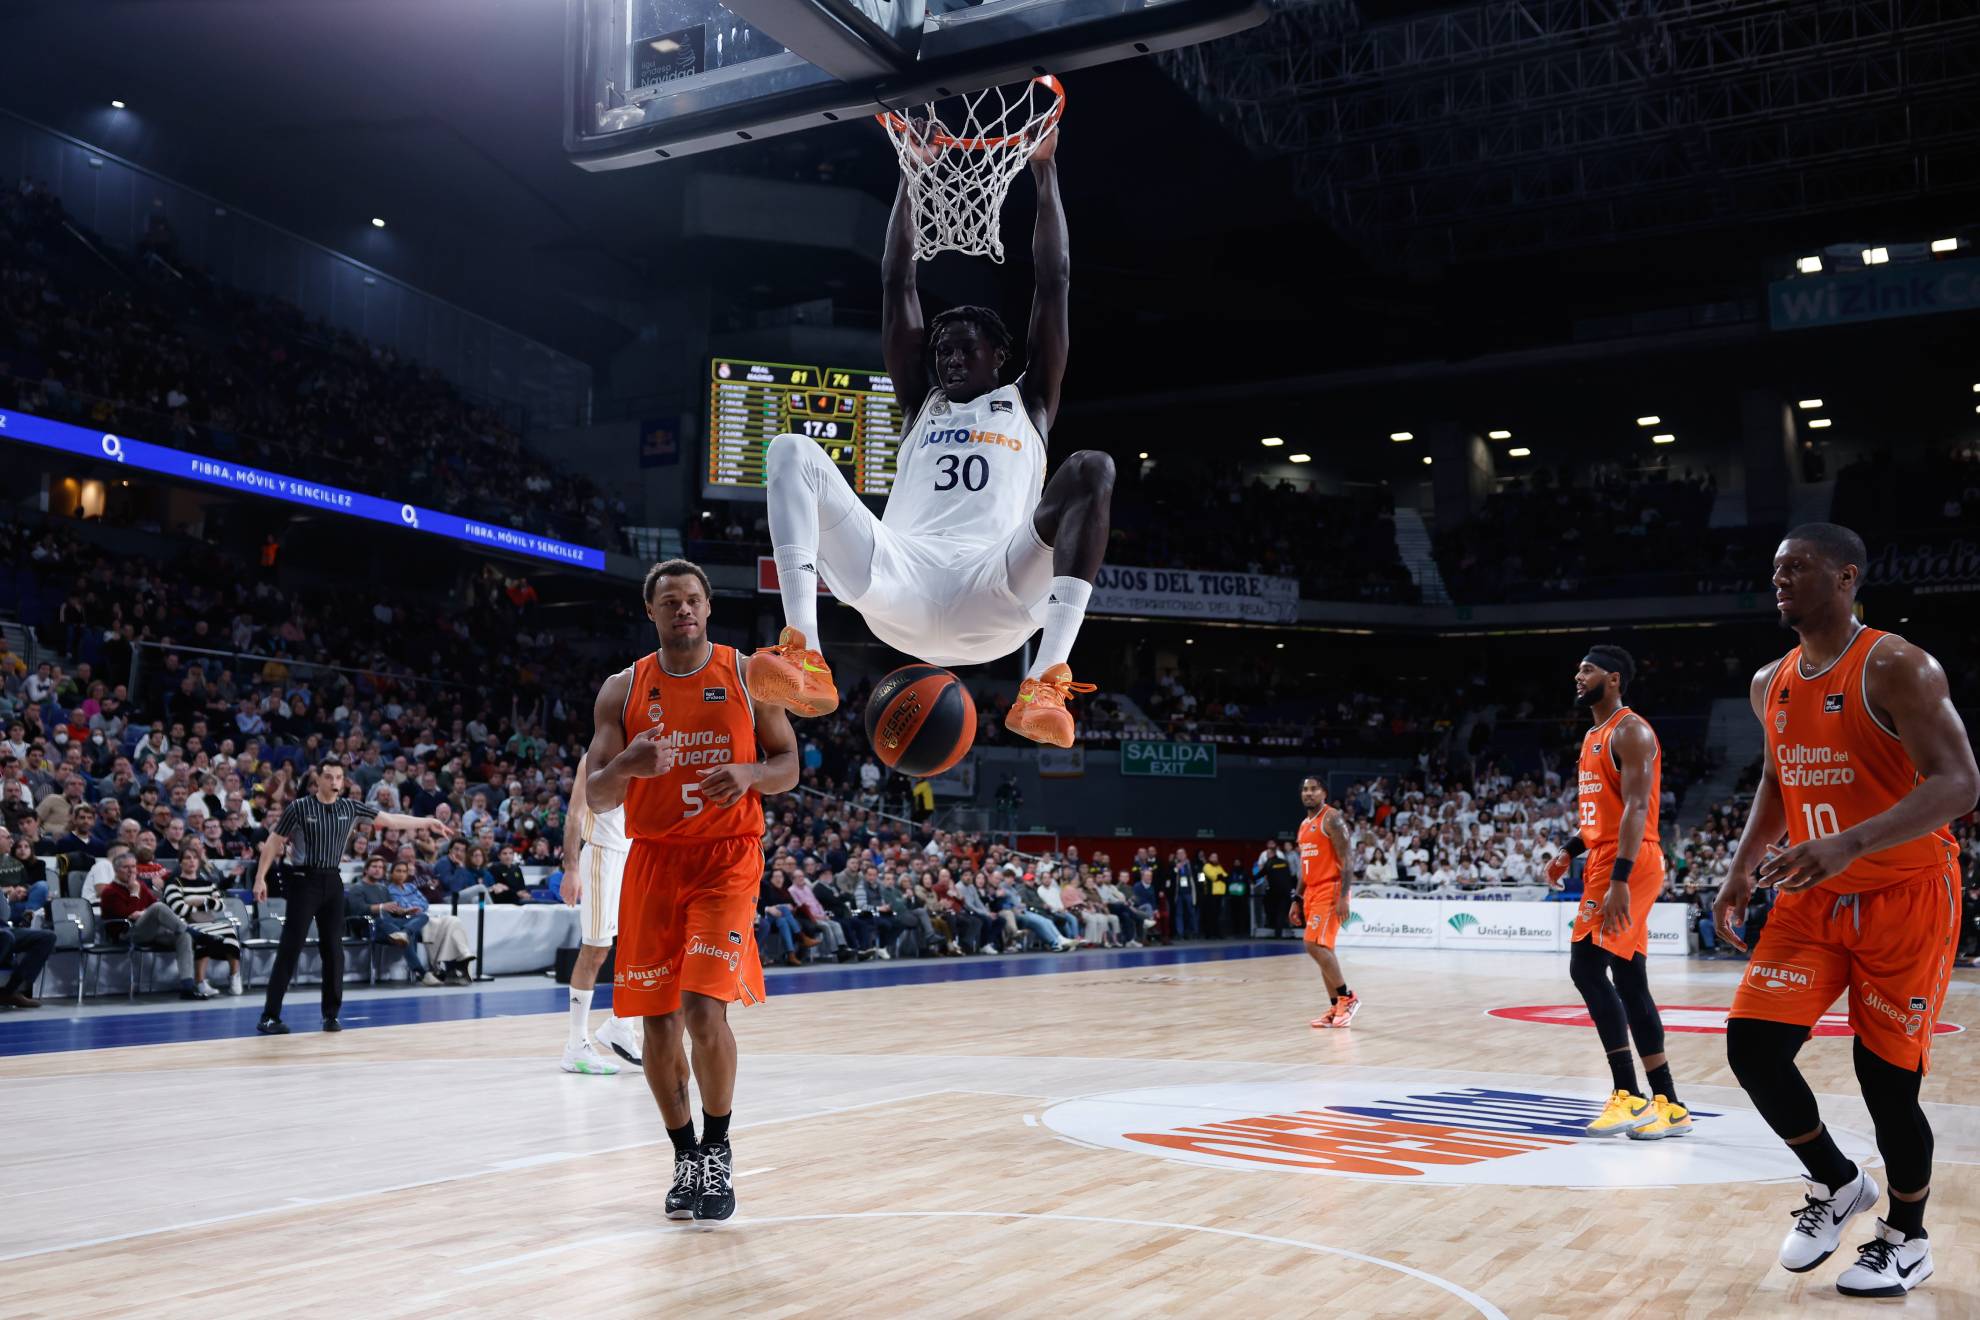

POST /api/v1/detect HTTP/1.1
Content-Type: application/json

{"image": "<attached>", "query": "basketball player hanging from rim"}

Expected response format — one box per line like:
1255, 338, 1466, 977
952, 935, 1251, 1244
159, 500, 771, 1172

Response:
749, 114, 1113, 748
1545, 644, 1691, 1141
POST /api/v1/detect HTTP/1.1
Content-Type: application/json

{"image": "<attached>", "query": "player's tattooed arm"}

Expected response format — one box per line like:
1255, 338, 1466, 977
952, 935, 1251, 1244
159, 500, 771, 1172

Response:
1322, 811, 1354, 914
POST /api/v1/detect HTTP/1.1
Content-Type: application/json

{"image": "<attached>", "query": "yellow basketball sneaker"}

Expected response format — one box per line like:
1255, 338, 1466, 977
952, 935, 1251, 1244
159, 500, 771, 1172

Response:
746, 627, 838, 717
1004, 663, 1096, 748
1627, 1095, 1693, 1140
1583, 1089, 1656, 1137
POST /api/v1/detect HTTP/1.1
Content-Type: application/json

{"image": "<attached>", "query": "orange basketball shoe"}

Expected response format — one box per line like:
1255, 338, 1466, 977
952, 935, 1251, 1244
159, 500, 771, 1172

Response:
746, 627, 838, 717
1004, 663, 1095, 748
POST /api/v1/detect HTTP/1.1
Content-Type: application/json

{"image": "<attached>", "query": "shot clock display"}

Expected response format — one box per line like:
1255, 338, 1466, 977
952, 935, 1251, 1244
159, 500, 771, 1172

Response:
705, 357, 907, 498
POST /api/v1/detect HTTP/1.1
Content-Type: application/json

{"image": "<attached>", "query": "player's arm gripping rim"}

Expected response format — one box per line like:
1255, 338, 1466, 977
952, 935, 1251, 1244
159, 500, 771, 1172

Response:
880, 141, 930, 404
584, 669, 675, 814
560, 751, 588, 906
1019, 127, 1069, 434
696, 695, 800, 808
1714, 660, 1791, 952
1323, 809, 1354, 920
1604, 715, 1656, 938
1760, 638, 1977, 893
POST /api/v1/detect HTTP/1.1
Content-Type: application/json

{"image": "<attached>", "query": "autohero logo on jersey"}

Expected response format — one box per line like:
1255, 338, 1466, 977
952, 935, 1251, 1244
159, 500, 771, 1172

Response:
1773, 742, 1856, 786
921, 426, 1022, 451
1039, 1075, 1861, 1188
687, 934, 741, 972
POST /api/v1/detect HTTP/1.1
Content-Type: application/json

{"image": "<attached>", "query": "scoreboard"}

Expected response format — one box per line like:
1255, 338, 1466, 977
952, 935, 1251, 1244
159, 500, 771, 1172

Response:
705, 357, 908, 498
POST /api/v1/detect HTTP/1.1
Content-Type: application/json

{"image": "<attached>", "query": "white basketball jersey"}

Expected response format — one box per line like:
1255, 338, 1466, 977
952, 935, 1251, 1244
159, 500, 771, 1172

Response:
884, 379, 1046, 550
585, 803, 629, 853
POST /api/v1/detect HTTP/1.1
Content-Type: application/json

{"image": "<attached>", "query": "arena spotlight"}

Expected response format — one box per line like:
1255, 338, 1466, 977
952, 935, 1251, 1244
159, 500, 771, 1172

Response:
1288, 453, 1312, 463
1487, 430, 1511, 440
1862, 247, 1889, 265
110, 99, 126, 109
1421, 456, 1433, 465
1260, 436, 1283, 447
371, 217, 387, 228
1796, 256, 1822, 274
1808, 419, 1832, 429
1797, 399, 1823, 409
1389, 431, 1413, 442
1635, 416, 1659, 427
1930, 238, 1958, 254
1652, 434, 1675, 444
1508, 447, 1531, 457
1276, 642, 1285, 649
1137, 451, 1148, 460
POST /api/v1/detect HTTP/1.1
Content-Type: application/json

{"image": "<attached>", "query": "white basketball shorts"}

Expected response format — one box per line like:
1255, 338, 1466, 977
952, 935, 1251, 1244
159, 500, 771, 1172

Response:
839, 519, 1055, 668
577, 841, 629, 948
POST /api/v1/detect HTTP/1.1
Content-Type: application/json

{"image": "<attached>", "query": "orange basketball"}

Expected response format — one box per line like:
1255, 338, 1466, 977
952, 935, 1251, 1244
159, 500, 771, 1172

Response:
864, 664, 976, 778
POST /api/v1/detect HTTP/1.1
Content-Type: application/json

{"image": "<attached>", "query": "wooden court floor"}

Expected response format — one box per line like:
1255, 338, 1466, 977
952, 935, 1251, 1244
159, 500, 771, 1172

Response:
5, 946, 1976, 1319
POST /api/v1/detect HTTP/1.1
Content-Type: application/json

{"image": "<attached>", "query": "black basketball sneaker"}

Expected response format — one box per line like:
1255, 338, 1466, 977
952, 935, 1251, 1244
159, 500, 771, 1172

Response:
665, 1147, 701, 1221
695, 1141, 736, 1223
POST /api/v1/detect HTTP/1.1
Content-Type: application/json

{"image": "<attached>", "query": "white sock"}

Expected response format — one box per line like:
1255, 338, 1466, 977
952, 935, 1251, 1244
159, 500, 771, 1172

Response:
772, 546, 821, 645
567, 988, 592, 1051
1027, 576, 1092, 677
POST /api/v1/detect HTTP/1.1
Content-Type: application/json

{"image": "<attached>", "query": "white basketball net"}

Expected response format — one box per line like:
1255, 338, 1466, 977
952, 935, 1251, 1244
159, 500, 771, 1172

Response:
878, 75, 1065, 263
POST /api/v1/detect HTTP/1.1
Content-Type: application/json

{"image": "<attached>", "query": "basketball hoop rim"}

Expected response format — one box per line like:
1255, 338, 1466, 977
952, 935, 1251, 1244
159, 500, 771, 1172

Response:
876, 74, 1066, 151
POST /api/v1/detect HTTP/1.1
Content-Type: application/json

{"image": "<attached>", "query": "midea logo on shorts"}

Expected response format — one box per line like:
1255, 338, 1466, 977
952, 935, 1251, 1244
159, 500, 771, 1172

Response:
688, 935, 741, 972
1860, 982, 1925, 1036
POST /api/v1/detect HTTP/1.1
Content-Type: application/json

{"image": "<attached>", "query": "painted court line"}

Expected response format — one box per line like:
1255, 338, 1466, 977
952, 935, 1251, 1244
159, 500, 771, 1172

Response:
456, 1209, 1512, 1319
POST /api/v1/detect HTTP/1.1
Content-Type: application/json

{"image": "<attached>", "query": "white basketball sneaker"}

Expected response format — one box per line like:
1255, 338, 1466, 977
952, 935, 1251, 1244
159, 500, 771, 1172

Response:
1780, 1169, 1880, 1273
597, 1014, 644, 1067
1835, 1220, 1932, 1297
559, 1042, 621, 1076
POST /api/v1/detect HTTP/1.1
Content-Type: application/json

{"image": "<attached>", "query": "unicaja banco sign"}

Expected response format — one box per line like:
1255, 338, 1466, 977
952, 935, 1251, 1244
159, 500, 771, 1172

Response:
1120, 741, 1217, 779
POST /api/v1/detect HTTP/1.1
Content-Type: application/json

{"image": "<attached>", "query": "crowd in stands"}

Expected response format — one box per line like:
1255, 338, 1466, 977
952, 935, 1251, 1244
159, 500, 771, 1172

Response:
1435, 465, 1768, 603
1832, 441, 1980, 536
0, 178, 623, 548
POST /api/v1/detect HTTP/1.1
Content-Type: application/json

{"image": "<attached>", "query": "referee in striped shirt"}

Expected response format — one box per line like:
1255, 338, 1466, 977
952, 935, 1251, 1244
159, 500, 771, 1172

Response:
254, 757, 453, 1034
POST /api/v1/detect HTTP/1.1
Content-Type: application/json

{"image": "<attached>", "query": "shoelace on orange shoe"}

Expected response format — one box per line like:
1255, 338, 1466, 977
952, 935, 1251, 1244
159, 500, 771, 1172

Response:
1043, 675, 1097, 701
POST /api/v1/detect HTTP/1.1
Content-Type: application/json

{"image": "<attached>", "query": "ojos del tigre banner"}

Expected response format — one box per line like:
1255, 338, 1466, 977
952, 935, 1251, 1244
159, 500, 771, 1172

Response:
1089, 565, 1299, 624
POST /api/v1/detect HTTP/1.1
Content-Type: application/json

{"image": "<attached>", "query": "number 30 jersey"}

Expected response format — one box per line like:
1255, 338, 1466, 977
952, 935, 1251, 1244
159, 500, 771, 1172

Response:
1768, 628, 1957, 892
619, 645, 764, 844
883, 378, 1046, 552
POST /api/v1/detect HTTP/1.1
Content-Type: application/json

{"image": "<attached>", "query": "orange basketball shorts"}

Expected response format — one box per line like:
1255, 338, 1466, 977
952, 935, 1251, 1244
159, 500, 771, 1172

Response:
1570, 843, 1665, 959
612, 834, 767, 1019
1303, 883, 1342, 949
1729, 868, 1959, 1073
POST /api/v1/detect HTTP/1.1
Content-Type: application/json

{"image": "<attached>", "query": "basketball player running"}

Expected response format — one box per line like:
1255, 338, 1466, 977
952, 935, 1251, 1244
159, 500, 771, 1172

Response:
554, 751, 644, 1075
1715, 524, 1975, 1298
1291, 777, 1360, 1027
586, 560, 799, 1225
1544, 644, 1690, 1140
749, 126, 1114, 748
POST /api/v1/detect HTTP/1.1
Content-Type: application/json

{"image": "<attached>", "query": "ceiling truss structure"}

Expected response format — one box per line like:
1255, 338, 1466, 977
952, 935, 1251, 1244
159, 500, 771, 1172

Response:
1161, 0, 1980, 261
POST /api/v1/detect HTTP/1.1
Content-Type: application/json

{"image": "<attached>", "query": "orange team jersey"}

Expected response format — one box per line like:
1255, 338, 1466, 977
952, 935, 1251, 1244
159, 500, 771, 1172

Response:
1766, 627, 1958, 892
619, 644, 765, 843
1576, 706, 1661, 856
1298, 808, 1341, 898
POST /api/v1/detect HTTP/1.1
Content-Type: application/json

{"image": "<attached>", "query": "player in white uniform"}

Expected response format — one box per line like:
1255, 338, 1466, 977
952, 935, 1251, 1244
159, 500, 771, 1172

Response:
556, 748, 643, 1074
749, 127, 1112, 748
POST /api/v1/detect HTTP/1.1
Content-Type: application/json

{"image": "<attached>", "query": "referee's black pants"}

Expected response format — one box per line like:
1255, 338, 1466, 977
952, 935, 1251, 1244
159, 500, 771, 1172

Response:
262, 867, 347, 1021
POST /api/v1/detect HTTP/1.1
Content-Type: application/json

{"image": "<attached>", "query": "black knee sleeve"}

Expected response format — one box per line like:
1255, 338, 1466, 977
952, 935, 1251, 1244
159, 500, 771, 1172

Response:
1726, 1017, 1821, 1139
1854, 1038, 1934, 1194
1607, 952, 1665, 1057
1568, 938, 1630, 1053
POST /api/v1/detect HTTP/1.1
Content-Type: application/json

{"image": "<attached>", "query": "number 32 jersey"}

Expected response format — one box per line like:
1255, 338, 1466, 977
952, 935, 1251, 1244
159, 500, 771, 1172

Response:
884, 379, 1046, 552
1768, 627, 1957, 892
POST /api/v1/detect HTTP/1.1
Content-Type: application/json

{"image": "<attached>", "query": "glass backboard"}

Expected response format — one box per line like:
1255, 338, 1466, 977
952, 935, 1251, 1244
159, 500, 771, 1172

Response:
566, 0, 1269, 169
